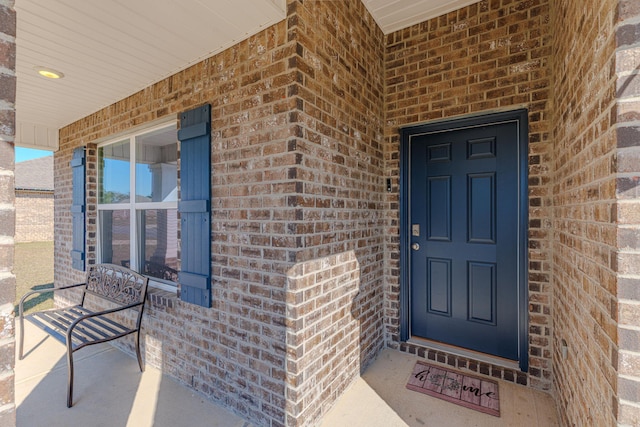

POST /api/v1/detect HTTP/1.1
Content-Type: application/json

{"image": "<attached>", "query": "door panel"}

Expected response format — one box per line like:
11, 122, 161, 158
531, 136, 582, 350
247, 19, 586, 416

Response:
467, 173, 495, 244
468, 261, 496, 324
427, 257, 451, 315
427, 176, 451, 241
409, 120, 522, 362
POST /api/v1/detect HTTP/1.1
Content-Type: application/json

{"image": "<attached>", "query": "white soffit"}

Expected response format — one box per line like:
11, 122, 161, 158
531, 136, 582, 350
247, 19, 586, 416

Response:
14, 0, 286, 148
14, 0, 474, 150
362, 0, 480, 34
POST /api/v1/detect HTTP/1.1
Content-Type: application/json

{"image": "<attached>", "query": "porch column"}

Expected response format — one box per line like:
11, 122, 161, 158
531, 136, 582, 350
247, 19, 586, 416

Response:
0, 0, 16, 425
615, 0, 640, 424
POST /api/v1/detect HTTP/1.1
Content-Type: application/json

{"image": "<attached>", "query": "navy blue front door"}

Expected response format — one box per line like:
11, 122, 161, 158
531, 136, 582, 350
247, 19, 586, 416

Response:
407, 115, 526, 363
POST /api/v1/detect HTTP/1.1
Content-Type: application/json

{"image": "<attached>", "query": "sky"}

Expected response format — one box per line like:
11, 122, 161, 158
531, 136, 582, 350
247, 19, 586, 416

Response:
15, 147, 53, 163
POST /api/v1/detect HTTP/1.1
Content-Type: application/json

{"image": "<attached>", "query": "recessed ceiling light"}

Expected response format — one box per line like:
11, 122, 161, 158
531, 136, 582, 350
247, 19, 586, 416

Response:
33, 66, 64, 79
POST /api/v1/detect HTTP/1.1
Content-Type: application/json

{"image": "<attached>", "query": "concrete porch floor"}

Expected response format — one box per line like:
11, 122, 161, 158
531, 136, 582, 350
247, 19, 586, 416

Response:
16, 322, 560, 426
16, 322, 250, 427
320, 349, 560, 427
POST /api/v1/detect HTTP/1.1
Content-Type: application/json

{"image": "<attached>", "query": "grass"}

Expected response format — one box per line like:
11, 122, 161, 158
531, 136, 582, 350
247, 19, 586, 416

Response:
14, 241, 54, 315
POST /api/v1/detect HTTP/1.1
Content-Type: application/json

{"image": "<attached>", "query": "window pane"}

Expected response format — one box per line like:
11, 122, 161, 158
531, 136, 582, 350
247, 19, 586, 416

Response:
99, 210, 130, 266
99, 140, 130, 204
135, 126, 178, 203
137, 209, 178, 283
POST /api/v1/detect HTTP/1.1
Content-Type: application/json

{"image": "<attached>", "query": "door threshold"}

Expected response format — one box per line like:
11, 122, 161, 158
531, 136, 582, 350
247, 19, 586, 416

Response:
407, 336, 521, 371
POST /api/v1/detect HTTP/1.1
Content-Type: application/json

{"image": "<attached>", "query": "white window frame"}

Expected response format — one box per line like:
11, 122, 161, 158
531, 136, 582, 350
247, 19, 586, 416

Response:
97, 121, 178, 292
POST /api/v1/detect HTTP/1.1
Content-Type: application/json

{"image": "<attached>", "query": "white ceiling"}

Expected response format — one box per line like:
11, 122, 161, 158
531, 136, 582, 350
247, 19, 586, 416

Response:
14, 0, 477, 150
363, 0, 478, 34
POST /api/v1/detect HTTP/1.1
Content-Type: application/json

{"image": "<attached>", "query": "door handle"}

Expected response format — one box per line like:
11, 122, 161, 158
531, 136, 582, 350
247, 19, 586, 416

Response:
411, 243, 420, 251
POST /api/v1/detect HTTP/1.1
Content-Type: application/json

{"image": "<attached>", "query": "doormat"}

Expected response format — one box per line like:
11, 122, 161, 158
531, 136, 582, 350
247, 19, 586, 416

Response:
406, 360, 500, 417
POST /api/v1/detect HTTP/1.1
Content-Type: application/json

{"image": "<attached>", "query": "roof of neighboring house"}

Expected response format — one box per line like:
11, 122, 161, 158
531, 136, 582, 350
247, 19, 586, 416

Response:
15, 156, 54, 191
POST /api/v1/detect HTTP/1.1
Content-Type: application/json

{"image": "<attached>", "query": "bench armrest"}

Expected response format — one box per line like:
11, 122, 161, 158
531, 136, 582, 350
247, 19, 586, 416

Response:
66, 301, 145, 347
18, 283, 86, 318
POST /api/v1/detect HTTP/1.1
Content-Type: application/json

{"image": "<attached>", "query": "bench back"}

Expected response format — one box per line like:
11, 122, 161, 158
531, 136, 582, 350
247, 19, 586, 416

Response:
84, 263, 149, 307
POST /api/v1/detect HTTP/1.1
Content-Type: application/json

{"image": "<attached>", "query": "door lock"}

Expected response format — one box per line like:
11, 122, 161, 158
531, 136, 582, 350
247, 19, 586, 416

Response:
411, 243, 420, 251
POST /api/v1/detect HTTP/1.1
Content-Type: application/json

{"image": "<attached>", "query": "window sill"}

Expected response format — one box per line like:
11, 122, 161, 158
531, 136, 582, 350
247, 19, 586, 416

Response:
149, 279, 178, 293
146, 286, 177, 309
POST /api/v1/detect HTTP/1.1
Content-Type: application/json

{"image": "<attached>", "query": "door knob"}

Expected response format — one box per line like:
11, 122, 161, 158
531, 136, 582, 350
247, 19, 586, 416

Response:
411, 243, 420, 250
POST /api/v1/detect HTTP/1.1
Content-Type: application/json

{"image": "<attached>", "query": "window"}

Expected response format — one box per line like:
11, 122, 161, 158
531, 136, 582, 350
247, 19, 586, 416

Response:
98, 123, 178, 290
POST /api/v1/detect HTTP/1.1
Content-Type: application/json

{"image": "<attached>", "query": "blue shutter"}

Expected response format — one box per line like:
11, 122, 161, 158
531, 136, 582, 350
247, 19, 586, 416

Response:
178, 105, 211, 307
70, 147, 86, 271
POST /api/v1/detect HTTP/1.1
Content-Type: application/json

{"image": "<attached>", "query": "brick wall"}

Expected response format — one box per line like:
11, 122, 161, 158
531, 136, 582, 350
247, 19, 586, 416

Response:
51, 0, 640, 425
53, 146, 86, 290
58, 20, 296, 426
14, 191, 53, 242
551, 0, 620, 425
284, 1, 385, 424
615, 0, 640, 425
55, 0, 560, 424
57, 0, 390, 424
0, 0, 16, 425
384, 0, 553, 390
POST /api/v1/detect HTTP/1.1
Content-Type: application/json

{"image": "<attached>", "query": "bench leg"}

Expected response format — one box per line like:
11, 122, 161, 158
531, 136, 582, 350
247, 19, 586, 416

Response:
18, 312, 24, 360
135, 331, 144, 372
66, 343, 74, 407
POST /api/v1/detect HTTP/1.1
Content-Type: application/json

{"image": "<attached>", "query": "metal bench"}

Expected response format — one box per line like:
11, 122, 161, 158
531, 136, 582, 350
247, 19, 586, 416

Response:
18, 263, 149, 407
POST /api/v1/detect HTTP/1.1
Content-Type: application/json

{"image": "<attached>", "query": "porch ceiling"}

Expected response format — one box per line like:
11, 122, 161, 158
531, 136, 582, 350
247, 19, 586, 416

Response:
362, 0, 478, 34
14, 0, 475, 150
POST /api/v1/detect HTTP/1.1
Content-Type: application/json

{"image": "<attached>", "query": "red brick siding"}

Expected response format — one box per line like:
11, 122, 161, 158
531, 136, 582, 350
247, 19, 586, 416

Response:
284, 1, 386, 424
57, 0, 389, 423
384, 0, 553, 390
0, 0, 16, 424
14, 191, 53, 242
51, 0, 640, 425
614, 0, 640, 424
551, 0, 622, 425
54, 147, 87, 290
58, 21, 296, 426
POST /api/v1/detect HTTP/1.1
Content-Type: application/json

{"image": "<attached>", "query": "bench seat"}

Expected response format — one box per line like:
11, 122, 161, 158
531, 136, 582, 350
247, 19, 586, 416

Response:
26, 306, 136, 350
